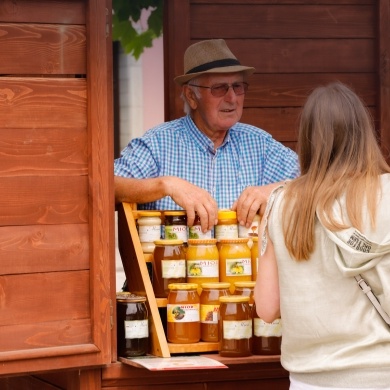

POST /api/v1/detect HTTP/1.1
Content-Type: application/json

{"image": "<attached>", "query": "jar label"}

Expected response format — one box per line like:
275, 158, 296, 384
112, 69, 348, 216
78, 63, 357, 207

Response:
200, 304, 219, 323
138, 225, 161, 242
164, 225, 188, 242
124, 319, 149, 339
189, 225, 213, 239
222, 320, 252, 339
215, 225, 238, 240
254, 318, 282, 337
167, 303, 200, 323
238, 220, 259, 238
187, 259, 219, 278
225, 258, 252, 276
162, 260, 186, 278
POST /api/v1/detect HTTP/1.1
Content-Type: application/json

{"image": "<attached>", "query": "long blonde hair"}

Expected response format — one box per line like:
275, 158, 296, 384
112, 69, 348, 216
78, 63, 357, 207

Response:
283, 82, 390, 260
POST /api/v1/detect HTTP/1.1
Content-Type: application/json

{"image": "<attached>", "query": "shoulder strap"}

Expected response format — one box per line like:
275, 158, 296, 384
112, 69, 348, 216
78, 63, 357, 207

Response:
355, 274, 390, 326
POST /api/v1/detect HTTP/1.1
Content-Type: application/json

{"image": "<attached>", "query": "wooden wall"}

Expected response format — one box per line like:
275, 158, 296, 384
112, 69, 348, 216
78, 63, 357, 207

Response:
164, 0, 390, 157
0, 0, 114, 376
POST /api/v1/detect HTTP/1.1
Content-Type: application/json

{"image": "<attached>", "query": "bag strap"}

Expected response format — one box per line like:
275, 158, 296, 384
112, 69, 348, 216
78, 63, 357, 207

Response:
354, 274, 390, 325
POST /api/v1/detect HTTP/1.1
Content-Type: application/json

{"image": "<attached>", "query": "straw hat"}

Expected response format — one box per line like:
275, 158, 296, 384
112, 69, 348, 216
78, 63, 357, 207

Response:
174, 39, 255, 86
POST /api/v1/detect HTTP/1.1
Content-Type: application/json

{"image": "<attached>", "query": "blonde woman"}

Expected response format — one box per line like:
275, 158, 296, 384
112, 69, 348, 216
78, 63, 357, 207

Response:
255, 82, 390, 389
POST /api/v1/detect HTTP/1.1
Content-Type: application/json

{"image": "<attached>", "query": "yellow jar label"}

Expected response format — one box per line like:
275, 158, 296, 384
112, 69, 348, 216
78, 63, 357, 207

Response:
223, 320, 252, 339
162, 260, 186, 278
189, 225, 213, 239
187, 259, 219, 277
254, 318, 282, 337
164, 225, 188, 242
167, 304, 200, 323
124, 320, 149, 339
200, 304, 219, 324
225, 258, 251, 276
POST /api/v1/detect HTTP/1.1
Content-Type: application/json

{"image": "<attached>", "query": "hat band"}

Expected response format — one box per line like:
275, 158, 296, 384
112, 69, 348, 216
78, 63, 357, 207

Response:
186, 58, 241, 75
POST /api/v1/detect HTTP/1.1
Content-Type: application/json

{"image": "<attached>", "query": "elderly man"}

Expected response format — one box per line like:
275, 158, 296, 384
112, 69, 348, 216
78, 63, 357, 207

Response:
114, 39, 299, 233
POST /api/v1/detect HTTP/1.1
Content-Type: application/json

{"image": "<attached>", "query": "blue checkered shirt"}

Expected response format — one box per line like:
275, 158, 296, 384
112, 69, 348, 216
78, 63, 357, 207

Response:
114, 115, 299, 210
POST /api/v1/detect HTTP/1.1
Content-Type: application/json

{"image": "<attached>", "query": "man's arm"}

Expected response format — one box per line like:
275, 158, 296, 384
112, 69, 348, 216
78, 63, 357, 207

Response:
114, 175, 218, 231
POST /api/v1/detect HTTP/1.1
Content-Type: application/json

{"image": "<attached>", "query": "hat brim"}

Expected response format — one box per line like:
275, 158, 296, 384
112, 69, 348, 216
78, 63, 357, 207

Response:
174, 65, 256, 86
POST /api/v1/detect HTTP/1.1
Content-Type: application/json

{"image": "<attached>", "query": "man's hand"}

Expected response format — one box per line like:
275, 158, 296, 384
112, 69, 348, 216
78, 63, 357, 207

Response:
231, 182, 283, 228
165, 177, 218, 232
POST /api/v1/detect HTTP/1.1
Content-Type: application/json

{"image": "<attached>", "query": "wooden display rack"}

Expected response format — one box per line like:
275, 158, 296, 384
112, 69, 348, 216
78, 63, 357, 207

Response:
117, 203, 219, 357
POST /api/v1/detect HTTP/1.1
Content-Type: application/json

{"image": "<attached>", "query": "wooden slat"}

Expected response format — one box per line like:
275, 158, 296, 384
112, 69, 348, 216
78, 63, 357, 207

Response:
0, 24, 86, 74
0, 224, 89, 275
244, 73, 377, 108
0, 270, 90, 326
0, 127, 88, 176
191, 5, 375, 39
0, 175, 88, 226
0, 0, 86, 24
0, 319, 92, 351
0, 78, 87, 128
208, 39, 376, 74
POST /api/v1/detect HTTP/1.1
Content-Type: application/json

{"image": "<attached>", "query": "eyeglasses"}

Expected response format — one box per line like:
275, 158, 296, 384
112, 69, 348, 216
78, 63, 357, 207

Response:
188, 82, 249, 97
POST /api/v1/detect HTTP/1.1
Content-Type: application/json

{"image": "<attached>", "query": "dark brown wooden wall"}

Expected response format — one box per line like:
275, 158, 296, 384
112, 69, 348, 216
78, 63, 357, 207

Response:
164, 0, 390, 157
0, 0, 114, 376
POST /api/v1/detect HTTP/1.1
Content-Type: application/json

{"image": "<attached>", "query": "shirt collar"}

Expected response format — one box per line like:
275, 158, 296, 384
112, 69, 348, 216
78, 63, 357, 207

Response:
185, 115, 233, 152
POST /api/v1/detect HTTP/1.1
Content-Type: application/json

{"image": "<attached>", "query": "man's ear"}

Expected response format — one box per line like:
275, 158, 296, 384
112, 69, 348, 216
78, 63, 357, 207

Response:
183, 85, 198, 110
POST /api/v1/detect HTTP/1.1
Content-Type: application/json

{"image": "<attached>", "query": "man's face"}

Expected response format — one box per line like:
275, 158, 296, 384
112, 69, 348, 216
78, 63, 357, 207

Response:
188, 72, 246, 137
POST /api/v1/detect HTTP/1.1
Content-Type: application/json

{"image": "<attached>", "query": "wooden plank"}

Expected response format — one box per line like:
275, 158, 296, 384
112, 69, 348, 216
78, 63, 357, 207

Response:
0, 376, 62, 390
191, 4, 375, 39
0, 78, 87, 128
0, 175, 88, 226
205, 39, 376, 74
0, 127, 88, 177
0, 319, 92, 351
379, 0, 390, 161
0, 270, 90, 327
0, 24, 86, 74
244, 73, 377, 107
0, 224, 89, 275
117, 203, 171, 358
0, 0, 85, 24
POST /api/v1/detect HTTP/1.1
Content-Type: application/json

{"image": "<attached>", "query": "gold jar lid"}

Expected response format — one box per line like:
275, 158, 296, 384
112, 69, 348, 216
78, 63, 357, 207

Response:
137, 211, 161, 218
188, 239, 217, 245
201, 282, 231, 290
154, 239, 184, 246
234, 281, 256, 288
217, 209, 237, 219
219, 295, 250, 303
116, 292, 147, 303
164, 210, 186, 216
219, 238, 249, 244
168, 283, 198, 290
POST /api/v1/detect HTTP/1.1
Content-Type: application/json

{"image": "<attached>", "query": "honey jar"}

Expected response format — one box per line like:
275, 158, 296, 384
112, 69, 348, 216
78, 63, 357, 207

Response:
189, 213, 213, 239
251, 236, 259, 281
137, 211, 162, 253
186, 239, 219, 294
233, 281, 256, 306
200, 282, 230, 342
167, 283, 200, 344
116, 292, 149, 357
152, 239, 186, 298
219, 295, 252, 357
238, 214, 260, 248
215, 209, 238, 248
164, 210, 188, 244
252, 302, 282, 355
219, 238, 252, 293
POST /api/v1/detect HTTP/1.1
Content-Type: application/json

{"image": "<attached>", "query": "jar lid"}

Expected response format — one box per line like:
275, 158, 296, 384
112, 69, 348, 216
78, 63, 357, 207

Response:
154, 239, 184, 246
234, 281, 256, 288
137, 211, 161, 218
219, 238, 249, 244
188, 239, 217, 245
168, 283, 198, 290
219, 295, 250, 303
201, 282, 231, 289
164, 210, 186, 216
116, 292, 147, 303
217, 209, 237, 219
